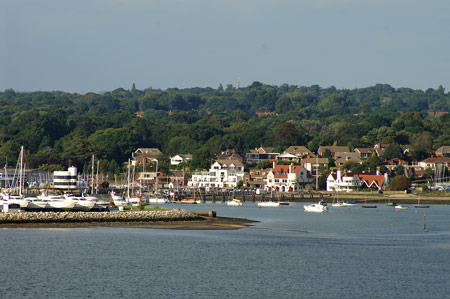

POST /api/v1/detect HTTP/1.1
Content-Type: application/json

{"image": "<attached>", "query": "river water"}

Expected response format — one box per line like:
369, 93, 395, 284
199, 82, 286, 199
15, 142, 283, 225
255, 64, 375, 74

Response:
0, 203, 449, 298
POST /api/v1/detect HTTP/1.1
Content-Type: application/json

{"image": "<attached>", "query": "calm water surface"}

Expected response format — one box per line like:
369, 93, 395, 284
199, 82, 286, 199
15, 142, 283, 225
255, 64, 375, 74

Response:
0, 203, 449, 298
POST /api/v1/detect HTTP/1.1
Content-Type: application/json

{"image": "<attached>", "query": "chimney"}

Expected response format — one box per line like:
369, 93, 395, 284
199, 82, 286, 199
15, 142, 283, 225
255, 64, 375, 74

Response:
273, 161, 276, 169
289, 163, 293, 174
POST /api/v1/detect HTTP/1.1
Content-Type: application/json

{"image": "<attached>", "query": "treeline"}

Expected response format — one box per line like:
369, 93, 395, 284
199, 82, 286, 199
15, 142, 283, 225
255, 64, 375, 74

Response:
0, 83, 449, 175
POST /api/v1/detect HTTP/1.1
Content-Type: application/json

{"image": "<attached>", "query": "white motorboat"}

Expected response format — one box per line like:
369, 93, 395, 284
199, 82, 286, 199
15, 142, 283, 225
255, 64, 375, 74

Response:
332, 201, 346, 207
127, 195, 143, 206
227, 199, 243, 206
40, 194, 76, 210
257, 201, 280, 207
304, 201, 328, 212
64, 194, 95, 211
1, 193, 29, 209
395, 204, 409, 210
25, 196, 48, 209
148, 196, 169, 204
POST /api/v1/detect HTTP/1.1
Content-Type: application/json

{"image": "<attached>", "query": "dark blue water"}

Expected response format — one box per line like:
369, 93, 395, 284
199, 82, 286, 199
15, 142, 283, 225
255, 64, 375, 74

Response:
1, 203, 449, 298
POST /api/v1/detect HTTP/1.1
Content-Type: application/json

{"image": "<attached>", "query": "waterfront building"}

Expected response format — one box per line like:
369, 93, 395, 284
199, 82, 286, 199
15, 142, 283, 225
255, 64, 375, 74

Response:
53, 167, 78, 190
245, 146, 279, 163
266, 163, 311, 192
188, 158, 245, 190
243, 168, 270, 189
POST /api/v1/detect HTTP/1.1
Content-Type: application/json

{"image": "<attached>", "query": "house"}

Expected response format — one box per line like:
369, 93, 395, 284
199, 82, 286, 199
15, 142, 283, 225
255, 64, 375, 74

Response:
276, 153, 299, 163
335, 152, 360, 160
382, 158, 409, 170
317, 146, 350, 158
326, 170, 361, 192
301, 157, 329, 172
358, 173, 388, 191
188, 158, 245, 190
217, 150, 246, 163
245, 147, 279, 163
266, 163, 311, 192
132, 148, 162, 166
435, 146, 450, 157
418, 157, 450, 170
282, 146, 313, 159
170, 154, 193, 165
335, 156, 363, 168
243, 168, 270, 189
354, 148, 373, 159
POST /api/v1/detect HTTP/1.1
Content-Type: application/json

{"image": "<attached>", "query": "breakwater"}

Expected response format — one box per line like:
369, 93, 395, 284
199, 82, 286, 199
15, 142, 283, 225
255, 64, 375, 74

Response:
0, 209, 200, 224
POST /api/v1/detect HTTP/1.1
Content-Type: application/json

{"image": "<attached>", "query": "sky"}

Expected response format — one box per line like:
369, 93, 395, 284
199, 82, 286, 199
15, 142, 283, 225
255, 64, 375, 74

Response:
1, 0, 450, 93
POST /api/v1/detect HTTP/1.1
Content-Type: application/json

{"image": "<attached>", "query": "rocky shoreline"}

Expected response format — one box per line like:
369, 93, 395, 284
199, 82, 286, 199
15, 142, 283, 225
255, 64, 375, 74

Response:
0, 209, 255, 230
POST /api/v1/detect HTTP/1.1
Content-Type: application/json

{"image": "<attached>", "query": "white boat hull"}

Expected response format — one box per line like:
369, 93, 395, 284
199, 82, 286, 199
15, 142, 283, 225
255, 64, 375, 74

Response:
257, 201, 280, 207
148, 198, 169, 204
304, 202, 328, 212
227, 199, 243, 206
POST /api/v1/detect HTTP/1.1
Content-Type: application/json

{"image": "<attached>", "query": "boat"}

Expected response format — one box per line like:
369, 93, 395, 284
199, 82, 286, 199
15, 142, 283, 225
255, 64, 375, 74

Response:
332, 201, 346, 207
257, 201, 280, 207
414, 194, 430, 208
385, 202, 397, 206
304, 201, 328, 212
362, 205, 377, 208
25, 196, 48, 210
227, 199, 243, 206
331, 190, 345, 207
1, 193, 29, 209
39, 194, 76, 210
64, 193, 95, 211
361, 195, 377, 209
343, 200, 357, 207
395, 204, 409, 210
110, 191, 127, 207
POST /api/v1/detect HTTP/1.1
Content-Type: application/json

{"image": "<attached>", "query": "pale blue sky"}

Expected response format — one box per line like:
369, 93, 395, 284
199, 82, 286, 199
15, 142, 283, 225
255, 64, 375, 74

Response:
1, 0, 449, 93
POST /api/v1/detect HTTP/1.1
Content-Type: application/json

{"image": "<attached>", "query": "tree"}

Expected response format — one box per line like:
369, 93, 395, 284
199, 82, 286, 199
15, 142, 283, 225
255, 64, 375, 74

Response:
274, 122, 299, 146
382, 143, 404, 160
275, 96, 294, 114
390, 175, 411, 191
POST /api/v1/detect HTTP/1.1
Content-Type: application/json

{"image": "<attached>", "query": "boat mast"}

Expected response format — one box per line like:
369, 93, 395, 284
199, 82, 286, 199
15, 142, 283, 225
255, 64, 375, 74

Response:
96, 159, 100, 194
91, 154, 95, 195
127, 159, 131, 202
19, 146, 24, 196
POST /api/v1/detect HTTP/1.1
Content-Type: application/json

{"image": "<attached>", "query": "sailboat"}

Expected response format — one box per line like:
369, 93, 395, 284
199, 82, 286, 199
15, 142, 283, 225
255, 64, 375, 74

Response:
414, 194, 429, 208
361, 195, 377, 208
332, 189, 345, 207
257, 189, 280, 207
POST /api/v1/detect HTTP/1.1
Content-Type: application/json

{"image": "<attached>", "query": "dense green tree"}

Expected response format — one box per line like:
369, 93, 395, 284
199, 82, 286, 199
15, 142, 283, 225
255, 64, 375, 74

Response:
390, 175, 411, 191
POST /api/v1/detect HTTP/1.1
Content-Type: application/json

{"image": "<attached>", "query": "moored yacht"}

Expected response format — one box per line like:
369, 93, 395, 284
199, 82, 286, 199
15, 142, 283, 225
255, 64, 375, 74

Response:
227, 199, 243, 206
64, 193, 95, 211
257, 201, 280, 207
304, 201, 328, 212
39, 193, 76, 210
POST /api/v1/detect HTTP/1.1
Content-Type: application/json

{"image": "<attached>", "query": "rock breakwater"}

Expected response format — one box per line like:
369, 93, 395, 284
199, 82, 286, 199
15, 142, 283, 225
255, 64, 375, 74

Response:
0, 209, 200, 224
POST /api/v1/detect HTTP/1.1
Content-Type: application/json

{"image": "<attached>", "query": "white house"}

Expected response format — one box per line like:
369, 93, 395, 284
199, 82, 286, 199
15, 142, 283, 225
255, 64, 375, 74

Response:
266, 163, 311, 192
326, 170, 361, 192
170, 154, 193, 165
188, 158, 245, 189
418, 157, 450, 170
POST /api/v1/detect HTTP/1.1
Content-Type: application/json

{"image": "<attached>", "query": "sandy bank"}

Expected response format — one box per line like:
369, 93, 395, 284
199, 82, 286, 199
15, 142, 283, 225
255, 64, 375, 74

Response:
0, 216, 256, 230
